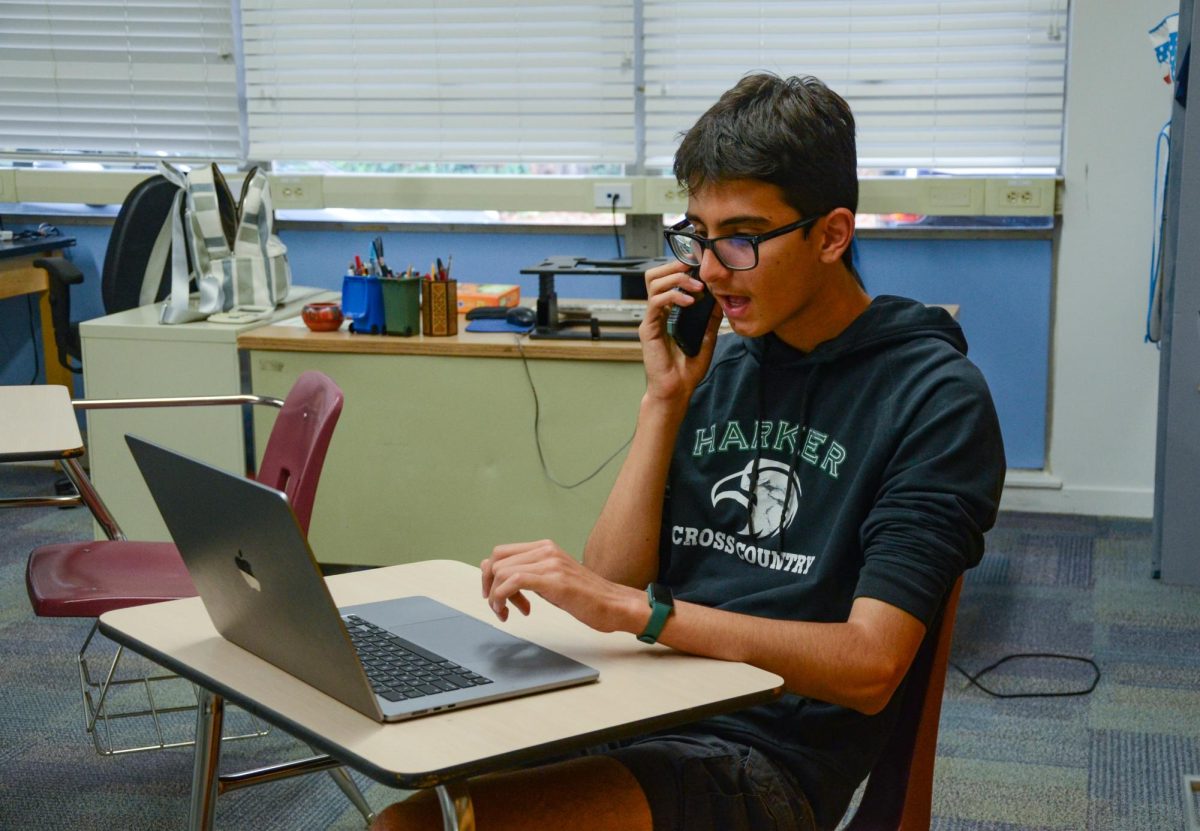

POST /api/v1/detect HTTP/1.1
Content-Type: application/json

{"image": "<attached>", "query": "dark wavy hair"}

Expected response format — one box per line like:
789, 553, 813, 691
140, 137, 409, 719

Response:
673, 73, 859, 273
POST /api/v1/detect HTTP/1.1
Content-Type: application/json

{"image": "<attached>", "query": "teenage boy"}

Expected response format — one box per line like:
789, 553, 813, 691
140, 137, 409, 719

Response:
373, 72, 1005, 831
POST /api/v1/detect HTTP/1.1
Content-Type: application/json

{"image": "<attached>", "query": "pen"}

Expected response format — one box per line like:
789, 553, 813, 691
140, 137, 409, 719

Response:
355, 255, 364, 276
373, 237, 390, 276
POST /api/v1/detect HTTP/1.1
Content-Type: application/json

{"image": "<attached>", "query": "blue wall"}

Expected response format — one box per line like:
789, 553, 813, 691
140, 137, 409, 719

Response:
1, 222, 109, 387
1, 221, 1049, 468
857, 238, 1051, 471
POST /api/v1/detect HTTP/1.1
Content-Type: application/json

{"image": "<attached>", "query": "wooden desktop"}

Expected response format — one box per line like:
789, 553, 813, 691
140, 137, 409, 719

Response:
99, 559, 784, 830
0, 236, 77, 390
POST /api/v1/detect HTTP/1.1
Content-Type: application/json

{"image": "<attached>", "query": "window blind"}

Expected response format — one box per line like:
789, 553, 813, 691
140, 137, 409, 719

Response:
0, 0, 241, 161
642, 0, 1069, 171
241, 0, 636, 165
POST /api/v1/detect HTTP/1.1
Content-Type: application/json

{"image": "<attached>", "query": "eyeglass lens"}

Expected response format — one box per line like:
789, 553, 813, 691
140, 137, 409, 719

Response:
668, 234, 757, 270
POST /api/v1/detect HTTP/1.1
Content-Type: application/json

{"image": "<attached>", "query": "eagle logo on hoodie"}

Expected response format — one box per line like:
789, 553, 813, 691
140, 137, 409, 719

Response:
710, 459, 801, 540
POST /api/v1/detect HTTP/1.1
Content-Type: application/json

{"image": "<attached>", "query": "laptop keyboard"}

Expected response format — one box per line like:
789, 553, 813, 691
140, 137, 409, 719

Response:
343, 615, 494, 702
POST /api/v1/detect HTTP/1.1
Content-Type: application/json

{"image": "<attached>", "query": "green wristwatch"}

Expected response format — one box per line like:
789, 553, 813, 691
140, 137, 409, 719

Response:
637, 582, 675, 644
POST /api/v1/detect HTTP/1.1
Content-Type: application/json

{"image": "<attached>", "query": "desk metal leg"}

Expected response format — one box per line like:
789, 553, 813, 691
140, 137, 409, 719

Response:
436, 781, 475, 831
189, 689, 224, 831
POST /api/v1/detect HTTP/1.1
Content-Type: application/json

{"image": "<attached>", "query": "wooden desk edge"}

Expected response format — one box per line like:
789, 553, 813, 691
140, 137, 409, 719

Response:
239, 326, 645, 362
238, 303, 956, 362
97, 611, 782, 789
1, 446, 85, 462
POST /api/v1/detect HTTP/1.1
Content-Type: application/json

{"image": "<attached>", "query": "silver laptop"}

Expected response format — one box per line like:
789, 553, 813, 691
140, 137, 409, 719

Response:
126, 434, 598, 723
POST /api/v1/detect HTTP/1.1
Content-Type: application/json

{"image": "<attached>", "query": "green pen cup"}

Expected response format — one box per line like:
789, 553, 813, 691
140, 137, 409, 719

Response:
380, 278, 421, 336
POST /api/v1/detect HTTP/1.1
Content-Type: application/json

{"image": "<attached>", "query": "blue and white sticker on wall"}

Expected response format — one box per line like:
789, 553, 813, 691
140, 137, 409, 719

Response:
1150, 13, 1179, 84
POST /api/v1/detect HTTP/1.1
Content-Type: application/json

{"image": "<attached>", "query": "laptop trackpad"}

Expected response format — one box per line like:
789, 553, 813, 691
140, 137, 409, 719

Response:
343, 595, 464, 627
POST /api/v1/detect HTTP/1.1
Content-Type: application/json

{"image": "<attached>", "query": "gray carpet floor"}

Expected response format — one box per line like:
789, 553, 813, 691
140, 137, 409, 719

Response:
2, 463, 1198, 830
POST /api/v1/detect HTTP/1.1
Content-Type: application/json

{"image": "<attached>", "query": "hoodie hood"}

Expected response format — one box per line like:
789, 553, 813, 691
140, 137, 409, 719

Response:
741, 294, 967, 367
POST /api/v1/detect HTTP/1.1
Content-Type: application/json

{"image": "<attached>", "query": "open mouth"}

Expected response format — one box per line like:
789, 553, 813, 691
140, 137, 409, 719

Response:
719, 294, 751, 318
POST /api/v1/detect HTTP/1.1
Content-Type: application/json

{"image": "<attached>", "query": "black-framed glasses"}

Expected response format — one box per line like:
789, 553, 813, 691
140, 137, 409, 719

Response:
663, 215, 822, 271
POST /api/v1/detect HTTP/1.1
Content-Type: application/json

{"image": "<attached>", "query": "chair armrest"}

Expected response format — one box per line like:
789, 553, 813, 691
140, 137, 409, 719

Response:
68, 394, 285, 537
33, 256, 84, 286
72, 394, 285, 412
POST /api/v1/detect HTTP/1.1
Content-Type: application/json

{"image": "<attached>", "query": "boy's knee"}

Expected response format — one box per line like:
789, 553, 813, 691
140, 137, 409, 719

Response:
369, 790, 442, 830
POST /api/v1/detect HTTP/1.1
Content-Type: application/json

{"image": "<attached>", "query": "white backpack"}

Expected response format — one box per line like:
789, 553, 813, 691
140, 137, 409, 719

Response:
158, 161, 291, 324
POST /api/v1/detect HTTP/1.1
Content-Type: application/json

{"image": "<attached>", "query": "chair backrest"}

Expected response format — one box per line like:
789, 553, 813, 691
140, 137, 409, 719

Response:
36, 176, 181, 373
101, 174, 181, 315
843, 575, 964, 831
254, 371, 344, 535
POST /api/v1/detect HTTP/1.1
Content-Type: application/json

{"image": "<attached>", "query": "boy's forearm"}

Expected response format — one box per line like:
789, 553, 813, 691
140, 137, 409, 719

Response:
583, 395, 689, 586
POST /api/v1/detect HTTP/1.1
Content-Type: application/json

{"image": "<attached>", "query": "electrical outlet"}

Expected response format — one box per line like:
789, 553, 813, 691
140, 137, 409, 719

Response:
1003, 187, 1040, 208
985, 178, 1055, 215
593, 183, 633, 209
269, 175, 323, 208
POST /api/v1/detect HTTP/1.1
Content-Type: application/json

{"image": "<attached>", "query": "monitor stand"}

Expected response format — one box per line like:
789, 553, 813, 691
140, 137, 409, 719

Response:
519, 256, 668, 341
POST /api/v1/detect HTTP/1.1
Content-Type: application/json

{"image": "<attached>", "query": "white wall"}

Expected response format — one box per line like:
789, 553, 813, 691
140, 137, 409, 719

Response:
1003, 0, 1177, 518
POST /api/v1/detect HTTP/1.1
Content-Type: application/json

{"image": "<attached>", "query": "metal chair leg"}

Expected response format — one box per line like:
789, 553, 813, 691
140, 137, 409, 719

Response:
436, 781, 475, 831
77, 621, 268, 755
327, 766, 377, 826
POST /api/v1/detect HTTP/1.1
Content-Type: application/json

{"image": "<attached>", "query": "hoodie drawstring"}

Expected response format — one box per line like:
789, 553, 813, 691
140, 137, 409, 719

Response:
748, 334, 819, 553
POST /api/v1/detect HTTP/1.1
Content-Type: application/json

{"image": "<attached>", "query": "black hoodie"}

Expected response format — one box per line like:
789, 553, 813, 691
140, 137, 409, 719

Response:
657, 294, 1005, 829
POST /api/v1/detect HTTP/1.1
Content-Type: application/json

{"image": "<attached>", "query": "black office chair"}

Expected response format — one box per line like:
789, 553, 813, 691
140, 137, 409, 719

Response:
36, 174, 182, 374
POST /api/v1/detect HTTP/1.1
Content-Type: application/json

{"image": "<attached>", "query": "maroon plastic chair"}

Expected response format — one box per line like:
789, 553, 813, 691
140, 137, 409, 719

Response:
24, 371, 344, 756
843, 576, 963, 831
22, 371, 374, 821
27, 371, 343, 618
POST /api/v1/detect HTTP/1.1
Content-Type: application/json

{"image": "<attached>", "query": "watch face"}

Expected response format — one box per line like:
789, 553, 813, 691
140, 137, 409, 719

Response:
649, 582, 674, 607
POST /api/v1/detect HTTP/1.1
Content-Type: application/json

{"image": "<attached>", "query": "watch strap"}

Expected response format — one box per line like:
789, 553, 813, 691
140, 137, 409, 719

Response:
637, 582, 674, 644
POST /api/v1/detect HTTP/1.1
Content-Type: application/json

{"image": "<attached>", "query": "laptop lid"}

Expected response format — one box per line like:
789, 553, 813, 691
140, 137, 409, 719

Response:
127, 433, 384, 718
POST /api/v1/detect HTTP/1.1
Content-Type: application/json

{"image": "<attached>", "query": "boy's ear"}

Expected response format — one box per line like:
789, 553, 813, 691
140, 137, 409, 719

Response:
817, 208, 855, 265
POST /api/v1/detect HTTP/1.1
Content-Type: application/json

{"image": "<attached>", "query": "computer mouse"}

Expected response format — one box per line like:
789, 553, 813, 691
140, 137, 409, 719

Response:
506, 306, 537, 327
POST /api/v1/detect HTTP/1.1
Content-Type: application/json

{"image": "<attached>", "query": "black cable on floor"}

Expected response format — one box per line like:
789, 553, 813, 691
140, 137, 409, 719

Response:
950, 652, 1101, 699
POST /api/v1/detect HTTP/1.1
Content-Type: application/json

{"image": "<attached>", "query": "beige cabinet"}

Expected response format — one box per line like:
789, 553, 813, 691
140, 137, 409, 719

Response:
79, 289, 329, 540
241, 326, 646, 566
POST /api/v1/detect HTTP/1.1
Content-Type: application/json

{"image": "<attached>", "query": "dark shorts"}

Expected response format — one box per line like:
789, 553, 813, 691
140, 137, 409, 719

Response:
579, 732, 817, 831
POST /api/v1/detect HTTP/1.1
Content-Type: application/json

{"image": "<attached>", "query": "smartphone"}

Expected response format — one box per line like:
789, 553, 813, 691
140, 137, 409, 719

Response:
666, 272, 716, 357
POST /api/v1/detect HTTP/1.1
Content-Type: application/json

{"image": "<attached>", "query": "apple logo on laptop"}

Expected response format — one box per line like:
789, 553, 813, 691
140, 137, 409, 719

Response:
234, 551, 261, 592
